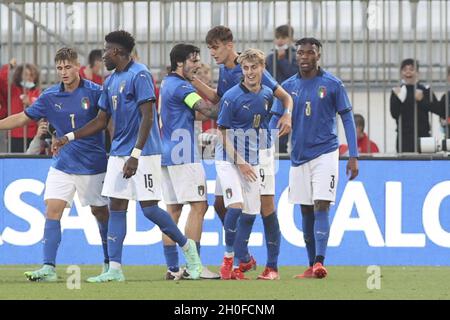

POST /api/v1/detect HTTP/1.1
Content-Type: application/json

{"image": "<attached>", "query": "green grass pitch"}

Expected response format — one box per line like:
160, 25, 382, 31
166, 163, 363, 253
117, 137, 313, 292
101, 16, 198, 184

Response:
1, 265, 449, 300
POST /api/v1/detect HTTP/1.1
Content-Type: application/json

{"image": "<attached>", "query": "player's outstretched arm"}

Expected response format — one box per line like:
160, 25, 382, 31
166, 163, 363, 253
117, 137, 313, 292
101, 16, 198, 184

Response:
273, 86, 293, 136
53, 110, 110, 154
0, 112, 31, 131
122, 101, 154, 179
191, 76, 220, 104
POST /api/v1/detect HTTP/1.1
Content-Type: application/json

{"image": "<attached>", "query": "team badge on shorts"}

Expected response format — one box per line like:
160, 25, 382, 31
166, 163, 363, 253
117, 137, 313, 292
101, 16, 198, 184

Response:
81, 97, 90, 110
198, 185, 205, 196
225, 188, 233, 199
318, 86, 327, 99
119, 81, 126, 93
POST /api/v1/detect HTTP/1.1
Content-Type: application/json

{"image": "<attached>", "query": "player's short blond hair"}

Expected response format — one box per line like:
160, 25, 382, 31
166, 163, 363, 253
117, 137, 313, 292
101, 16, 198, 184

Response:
237, 49, 265, 67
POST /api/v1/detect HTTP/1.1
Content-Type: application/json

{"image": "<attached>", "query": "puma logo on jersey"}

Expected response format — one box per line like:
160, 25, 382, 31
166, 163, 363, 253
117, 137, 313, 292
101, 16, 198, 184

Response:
54, 103, 62, 110
291, 91, 298, 96
242, 104, 250, 110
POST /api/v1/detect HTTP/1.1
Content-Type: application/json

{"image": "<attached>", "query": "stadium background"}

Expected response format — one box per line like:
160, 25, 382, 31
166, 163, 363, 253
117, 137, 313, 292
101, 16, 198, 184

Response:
1, 0, 450, 267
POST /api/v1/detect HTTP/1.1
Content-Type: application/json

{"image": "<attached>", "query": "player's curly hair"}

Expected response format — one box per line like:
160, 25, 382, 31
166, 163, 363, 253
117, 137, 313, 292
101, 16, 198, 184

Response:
104, 30, 135, 55
295, 37, 322, 51
206, 26, 233, 45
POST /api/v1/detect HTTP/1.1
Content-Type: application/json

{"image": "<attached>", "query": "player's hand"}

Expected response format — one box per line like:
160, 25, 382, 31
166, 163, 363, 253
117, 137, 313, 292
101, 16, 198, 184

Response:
52, 136, 69, 155
346, 157, 359, 180
123, 156, 138, 179
237, 162, 258, 182
37, 120, 49, 138
277, 113, 292, 137
415, 89, 424, 101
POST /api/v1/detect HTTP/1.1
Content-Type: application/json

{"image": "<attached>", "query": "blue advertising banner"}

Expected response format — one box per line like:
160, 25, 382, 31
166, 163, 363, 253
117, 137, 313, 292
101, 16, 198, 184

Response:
1, 158, 450, 266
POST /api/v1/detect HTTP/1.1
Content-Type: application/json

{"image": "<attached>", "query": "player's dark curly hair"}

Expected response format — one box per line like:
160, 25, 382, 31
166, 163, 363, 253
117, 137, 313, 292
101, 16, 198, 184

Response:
295, 37, 322, 51
170, 43, 200, 72
104, 30, 135, 55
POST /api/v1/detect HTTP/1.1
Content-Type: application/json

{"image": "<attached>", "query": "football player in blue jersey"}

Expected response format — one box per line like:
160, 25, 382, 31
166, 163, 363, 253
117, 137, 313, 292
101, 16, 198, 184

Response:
0, 47, 110, 282
191, 26, 292, 279
54, 30, 202, 282
215, 49, 279, 280
159, 43, 220, 280
273, 37, 359, 279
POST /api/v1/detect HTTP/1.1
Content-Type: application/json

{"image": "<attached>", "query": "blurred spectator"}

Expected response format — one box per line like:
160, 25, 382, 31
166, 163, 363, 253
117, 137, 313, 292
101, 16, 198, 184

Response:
434, 66, 450, 138
266, 24, 298, 84
0, 59, 41, 152
195, 62, 217, 132
79, 49, 104, 85
266, 25, 297, 154
26, 119, 53, 155
339, 113, 379, 155
390, 59, 440, 153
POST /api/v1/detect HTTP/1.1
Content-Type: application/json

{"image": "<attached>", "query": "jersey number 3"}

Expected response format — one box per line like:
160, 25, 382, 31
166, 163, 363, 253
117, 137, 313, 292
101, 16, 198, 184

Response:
305, 101, 312, 116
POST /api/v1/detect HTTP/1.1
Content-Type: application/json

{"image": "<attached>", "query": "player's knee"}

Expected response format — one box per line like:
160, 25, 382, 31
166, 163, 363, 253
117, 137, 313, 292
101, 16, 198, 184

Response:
300, 205, 314, 216
261, 198, 275, 216
91, 205, 108, 221
314, 200, 330, 212
214, 197, 226, 216
227, 202, 243, 210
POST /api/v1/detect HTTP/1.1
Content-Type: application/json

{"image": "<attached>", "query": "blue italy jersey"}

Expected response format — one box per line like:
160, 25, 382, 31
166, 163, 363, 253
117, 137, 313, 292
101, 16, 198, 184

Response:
217, 61, 279, 149
25, 79, 107, 175
99, 61, 161, 156
216, 83, 273, 165
160, 73, 199, 165
275, 69, 352, 166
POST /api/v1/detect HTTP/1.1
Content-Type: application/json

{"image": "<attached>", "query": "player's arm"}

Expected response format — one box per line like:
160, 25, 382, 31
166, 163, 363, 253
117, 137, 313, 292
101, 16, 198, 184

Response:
219, 127, 257, 182
273, 85, 293, 136
52, 110, 110, 154
183, 91, 219, 119
0, 111, 31, 130
122, 101, 154, 179
191, 76, 220, 104
340, 109, 359, 180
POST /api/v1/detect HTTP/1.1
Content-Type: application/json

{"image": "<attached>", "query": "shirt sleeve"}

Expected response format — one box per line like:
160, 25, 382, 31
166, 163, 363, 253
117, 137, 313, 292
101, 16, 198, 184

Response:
98, 86, 111, 114
262, 69, 279, 93
217, 96, 234, 129
24, 94, 47, 120
335, 81, 352, 114
133, 71, 156, 106
270, 81, 290, 115
173, 82, 198, 109
217, 67, 225, 98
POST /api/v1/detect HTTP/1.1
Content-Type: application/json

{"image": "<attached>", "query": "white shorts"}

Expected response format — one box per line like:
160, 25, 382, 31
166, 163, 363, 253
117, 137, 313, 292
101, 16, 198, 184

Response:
259, 145, 275, 196
44, 167, 108, 208
102, 155, 162, 201
215, 161, 261, 215
215, 146, 275, 197
288, 149, 339, 205
162, 163, 207, 204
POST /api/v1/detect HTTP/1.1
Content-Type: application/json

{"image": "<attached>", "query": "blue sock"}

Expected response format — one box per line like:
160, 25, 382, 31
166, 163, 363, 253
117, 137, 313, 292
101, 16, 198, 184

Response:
43, 219, 61, 266
314, 210, 330, 262
302, 210, 316, 267
234, 213, 256, 263
163, 245, 179, 272
142, 205, 187, 247
107, 210, 127, 264
196, 241, 201, 256
223, 208, 242, 253
262, 211, 281, 270
97, 220, 109, 264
